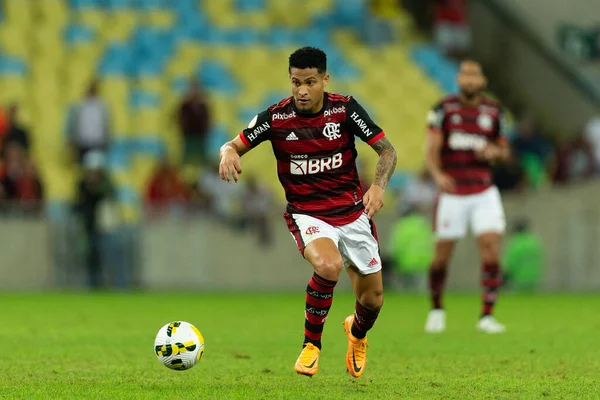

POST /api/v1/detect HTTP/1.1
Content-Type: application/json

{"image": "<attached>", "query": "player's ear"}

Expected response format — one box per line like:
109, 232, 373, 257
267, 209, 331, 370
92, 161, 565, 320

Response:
323, 73, 330, 87
482, 76, 488, 89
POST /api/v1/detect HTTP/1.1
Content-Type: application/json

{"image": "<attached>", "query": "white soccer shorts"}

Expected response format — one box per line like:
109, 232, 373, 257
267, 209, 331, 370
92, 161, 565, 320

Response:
285, 212, 381, 275
435, 185, 506, 240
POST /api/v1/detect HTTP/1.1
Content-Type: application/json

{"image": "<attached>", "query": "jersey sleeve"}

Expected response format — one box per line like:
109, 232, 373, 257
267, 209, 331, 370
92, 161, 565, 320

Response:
346, 98, 385, 145
239, 110, 272, 148
427, 102, 445, 132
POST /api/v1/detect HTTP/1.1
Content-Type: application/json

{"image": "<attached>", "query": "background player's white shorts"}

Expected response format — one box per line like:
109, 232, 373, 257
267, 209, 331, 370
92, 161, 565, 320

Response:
285, 213, 381, 275
435, 186, 506, 240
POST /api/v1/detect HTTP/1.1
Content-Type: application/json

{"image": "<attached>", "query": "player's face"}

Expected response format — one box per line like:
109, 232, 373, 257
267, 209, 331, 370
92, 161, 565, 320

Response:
290, 68, 329, 113
457, 62, 486, 98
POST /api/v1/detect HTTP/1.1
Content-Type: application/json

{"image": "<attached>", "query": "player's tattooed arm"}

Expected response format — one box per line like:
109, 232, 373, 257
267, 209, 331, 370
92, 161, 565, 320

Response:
371, 137, 397, 190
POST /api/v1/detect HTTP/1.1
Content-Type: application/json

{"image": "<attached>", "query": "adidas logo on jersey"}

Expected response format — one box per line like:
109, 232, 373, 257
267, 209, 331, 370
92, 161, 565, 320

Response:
368, 258, 379, 267
286, 132, 299, 141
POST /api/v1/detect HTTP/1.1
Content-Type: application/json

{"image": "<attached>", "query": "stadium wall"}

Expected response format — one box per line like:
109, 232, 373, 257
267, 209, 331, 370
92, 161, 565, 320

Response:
2, 182, 600, 291
469, 0, 599, 138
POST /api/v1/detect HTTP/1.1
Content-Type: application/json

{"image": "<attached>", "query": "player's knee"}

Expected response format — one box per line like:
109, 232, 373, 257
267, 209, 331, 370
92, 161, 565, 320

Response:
479, 236, 500, 263
312, 254, 343, 280
360, 289, 384, 311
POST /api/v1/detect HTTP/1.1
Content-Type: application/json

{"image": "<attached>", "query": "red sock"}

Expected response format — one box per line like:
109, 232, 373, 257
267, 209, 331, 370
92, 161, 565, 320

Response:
351, 301, 380, 339
304, 273, 337, 349
482, 262, 501, 316
429, 265, 447, 309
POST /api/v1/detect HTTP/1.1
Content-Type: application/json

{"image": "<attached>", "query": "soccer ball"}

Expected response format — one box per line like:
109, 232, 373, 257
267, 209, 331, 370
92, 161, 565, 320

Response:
154, 321, 205, 370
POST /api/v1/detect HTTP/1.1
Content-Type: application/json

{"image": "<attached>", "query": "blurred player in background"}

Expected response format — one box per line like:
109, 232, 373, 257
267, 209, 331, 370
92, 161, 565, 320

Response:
219, 47, 397, 377
425, 60, 509, 334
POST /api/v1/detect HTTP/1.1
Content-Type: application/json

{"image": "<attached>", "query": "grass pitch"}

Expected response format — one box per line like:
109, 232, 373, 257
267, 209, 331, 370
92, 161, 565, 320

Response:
1, 292, 598, 399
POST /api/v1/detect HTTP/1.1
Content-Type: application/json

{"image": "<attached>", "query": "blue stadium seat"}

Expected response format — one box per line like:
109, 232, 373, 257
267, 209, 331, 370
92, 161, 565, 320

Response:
267, 27, 295, 47
98, 43, 133, 76
171, 77, 189, 96
105, 0, 130, 10
0, 56, 28, 76
234, 0, 265, 12
116, 187, 139, 204
227, 28, 261, 45
131, 138, 166, 158
130, 90, 161, 110
207, 125, 231, 157
70, 0, 101, 9
107, 142, 131, 169
197, 60, 239, 95
332, 0, 367, 27
134, 0, 164, 10
64, 23, 96, 44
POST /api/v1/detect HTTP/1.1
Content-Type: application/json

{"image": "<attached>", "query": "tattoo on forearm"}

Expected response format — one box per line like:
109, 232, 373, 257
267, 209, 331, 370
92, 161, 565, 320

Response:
371, 137, 397, 190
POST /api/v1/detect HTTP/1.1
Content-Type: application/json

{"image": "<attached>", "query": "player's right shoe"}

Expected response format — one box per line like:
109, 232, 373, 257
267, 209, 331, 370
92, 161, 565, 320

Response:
344, 315, 368, 378
477, 315, 506, 334
425, 309, 446, 333
294, 343, 320, 376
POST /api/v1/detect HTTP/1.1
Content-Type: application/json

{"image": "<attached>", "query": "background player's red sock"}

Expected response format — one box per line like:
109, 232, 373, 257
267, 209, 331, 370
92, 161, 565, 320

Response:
304, 272, 337, 349
428, 265, 447, 309
351, 301, 380, 339
482, 262, 501, 316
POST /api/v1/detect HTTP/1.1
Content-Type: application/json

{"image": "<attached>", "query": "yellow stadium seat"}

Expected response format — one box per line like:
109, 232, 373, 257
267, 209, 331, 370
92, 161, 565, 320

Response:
101, 11, 138, 42
136, 78, 166, 94
0, 77, 28, 103
3, 1, 33, 27
142, 10, 175, 28
76, 10, 107, 31
0, 25, 30, 59
131, 110, 163, 134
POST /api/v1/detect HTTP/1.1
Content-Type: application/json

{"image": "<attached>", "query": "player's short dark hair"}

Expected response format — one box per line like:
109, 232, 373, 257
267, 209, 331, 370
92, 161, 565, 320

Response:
289, 47, 327, 74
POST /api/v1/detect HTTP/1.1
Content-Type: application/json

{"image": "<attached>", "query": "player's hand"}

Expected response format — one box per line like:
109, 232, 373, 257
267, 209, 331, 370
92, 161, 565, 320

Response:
434, 172, 456, 193
363, 185, 385, 219
219, 147, 242, 183
475, 144, 501, 162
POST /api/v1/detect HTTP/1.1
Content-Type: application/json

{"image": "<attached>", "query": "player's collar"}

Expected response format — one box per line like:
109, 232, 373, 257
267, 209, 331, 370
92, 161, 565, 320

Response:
293, 92, 328, 118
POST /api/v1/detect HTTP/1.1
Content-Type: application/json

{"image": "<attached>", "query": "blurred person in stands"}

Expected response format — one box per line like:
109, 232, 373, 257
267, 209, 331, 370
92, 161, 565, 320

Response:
492, 148, 526, 192
178, 79, 211, 166
145, 158, 189, 217
201, 160, 243, 226
583, 116, 600, 173
2, 103, 30, 155
433, 0, 471, 59
553, 135, 596, 184
75, 150, 115, 289
503, 218, 543, 291
402, 168, 437, 214
68, 80, 112, 163
0, 143, 43, 215
511, 115, 553, 189
240, 175, 273, 248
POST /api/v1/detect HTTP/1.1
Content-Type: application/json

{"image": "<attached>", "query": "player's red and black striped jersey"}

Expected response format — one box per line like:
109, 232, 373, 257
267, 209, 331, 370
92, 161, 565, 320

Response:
239, 92, 385, 226
428, 95, 508, 195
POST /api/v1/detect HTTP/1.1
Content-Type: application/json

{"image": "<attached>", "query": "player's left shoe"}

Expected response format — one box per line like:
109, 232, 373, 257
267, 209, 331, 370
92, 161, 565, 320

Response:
294, 343, 320, 376
343, 315, 368, 378
477, 315, 506, 334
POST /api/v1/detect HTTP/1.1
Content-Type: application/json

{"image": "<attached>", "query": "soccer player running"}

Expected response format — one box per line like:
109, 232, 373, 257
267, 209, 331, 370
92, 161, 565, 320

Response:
219, 47, 397, 377
425, 60, 509, 334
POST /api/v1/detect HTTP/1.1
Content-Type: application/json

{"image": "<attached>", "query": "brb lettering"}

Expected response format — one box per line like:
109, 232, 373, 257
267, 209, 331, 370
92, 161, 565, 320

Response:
290, 153, 343, 175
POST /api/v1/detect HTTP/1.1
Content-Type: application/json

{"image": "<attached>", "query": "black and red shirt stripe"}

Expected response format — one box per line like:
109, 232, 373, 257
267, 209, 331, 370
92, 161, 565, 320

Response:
428, 94, 507, 195
240, 92, 385, 226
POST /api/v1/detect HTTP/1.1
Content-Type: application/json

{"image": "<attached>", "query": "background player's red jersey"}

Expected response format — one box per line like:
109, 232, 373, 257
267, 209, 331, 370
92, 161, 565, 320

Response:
428, 95, 507, 195
240, 92, 385, 226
